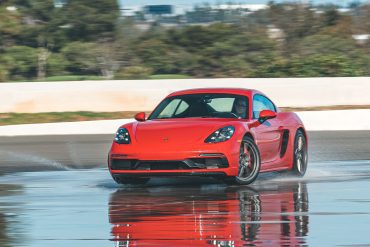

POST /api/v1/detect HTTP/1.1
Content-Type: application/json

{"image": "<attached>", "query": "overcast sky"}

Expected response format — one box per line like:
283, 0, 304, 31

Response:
120, 0, 369, 7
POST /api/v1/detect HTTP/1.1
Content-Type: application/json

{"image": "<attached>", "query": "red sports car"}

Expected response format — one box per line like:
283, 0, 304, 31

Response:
108, 88, 308, 185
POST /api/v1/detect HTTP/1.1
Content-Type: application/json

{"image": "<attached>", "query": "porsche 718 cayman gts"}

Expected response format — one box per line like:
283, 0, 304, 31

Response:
108, 88, 308, 185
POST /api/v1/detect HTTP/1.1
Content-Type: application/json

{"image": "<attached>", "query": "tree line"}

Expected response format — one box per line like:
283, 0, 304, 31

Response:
0, 0, 369, 81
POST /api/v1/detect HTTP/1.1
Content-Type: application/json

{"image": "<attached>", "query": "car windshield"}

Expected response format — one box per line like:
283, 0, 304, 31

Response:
148, 93, 249, 120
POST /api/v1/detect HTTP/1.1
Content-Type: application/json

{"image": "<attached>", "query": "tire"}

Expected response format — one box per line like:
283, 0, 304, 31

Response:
226, 136, 261, 185
291, 129, 308, 177
112, 175, 150, 185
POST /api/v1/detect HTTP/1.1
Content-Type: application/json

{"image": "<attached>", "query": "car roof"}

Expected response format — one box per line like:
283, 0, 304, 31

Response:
167, 88, 262, 97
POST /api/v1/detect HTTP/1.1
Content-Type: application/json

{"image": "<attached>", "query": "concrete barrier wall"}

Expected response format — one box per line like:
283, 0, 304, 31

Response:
1, 109, 370, 136
1, 77, 370, 113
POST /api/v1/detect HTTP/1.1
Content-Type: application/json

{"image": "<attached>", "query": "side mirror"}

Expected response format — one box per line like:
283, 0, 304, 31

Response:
258, 110, 277, 123
134, 112, 146, 122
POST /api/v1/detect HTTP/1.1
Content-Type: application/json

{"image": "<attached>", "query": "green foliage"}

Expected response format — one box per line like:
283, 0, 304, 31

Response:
63, 0, 120, 41
149, 74, 193, 79
288, 55, 366, 77
115, 66, 153, 80
294, 35, 370, 73
297, 35, 358, 56
1, 46, 38, 80
0, 1, 370, 80
46, 53, 68, 76
0, 111, 138, 126
0, 66, 9, 82
8, 0, 65, 49
0, 6, 22, 47
61, 42, 99, 75
12, 0, 55, 22
135, 38, 195, 74
170, 30, 278, 77
351, 4, 370, 34
323, 7, 341, 26
39, 75, 104, 82
165, 23, 239, 52
261, 54, 367, 77
264, 3, 319, 44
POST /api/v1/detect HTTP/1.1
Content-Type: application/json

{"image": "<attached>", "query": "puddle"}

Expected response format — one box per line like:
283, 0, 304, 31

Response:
0, 160, 370, 246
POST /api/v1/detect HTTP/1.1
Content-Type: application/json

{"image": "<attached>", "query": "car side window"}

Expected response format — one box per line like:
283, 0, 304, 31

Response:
253, 94, 276, 119
174, 100, 189, 116
157, 99, 181, 118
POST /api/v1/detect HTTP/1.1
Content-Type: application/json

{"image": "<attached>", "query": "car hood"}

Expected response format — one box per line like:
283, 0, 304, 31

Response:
133, 119, 234, 145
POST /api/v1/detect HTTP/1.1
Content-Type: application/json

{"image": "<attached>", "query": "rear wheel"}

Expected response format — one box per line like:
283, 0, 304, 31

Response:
290, 129, 308, 177
226, 136, 261, 185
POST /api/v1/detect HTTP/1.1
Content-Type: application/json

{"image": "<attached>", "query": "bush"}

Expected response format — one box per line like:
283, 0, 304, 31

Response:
61, 42, 99, 75
46, 53, 69, 77
2, 46, 38, 80
0, 66, 9, 82
114, 66, 153, 80
288, 54, 366, 77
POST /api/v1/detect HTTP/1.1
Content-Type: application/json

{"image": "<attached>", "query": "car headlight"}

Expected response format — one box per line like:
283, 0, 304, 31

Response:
205, 126, 235, 143
114, 128, 131, 144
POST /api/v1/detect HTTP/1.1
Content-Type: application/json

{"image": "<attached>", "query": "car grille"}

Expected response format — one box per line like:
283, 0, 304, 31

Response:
110, 159, 137, 170
110, 157, 228, 171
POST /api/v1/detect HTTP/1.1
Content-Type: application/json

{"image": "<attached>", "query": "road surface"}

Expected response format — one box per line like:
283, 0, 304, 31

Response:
1, 131, 370, 246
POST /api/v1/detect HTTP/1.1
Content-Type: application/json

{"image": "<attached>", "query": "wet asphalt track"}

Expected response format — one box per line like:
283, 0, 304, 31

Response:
1, 131, 370, 246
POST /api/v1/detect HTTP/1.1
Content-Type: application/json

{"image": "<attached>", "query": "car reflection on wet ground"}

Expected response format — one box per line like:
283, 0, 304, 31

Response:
1, 160, 370, 247
110, 182, 309, 246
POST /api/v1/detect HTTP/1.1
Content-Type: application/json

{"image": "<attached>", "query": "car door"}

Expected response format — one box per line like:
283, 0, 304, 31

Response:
252, 94, 282, 164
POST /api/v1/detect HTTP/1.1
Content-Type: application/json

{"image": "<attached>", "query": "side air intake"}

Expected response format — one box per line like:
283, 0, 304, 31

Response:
280, 130, 290, 158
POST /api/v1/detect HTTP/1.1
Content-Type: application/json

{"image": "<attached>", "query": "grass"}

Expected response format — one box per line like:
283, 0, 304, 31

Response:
0, 111, 151, 126
280, 105, 370, 112
38, 75, 104, 81
149, 74, 193, 79
2, 74, 193, 83
1, 105, 370, 126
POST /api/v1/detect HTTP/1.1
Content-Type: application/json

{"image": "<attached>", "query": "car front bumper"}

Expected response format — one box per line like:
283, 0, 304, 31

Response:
108, 141, 240, 177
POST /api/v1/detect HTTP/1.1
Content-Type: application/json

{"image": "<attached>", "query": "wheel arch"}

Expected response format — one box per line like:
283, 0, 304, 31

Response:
242, 132, 255, 141
297, 126, 308, 144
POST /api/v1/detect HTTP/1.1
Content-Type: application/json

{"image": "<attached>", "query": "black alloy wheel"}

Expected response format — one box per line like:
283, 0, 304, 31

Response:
291, 129, 308, 177
234, 136, 261, 185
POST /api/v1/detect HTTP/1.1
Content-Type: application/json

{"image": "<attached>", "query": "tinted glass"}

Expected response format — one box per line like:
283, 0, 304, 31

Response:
253, 94, 276, 119
149, 94, 249, 120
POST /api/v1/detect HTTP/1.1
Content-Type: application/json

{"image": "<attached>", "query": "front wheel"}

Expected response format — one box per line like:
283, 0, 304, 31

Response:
226, 136, 261, 185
